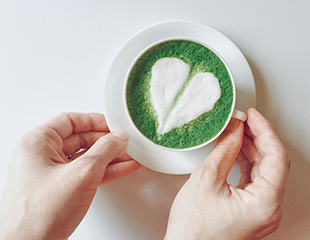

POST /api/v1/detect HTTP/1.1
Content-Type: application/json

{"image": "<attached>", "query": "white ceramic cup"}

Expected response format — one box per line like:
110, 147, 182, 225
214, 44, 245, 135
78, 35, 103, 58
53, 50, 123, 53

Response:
124, 38, 246, 151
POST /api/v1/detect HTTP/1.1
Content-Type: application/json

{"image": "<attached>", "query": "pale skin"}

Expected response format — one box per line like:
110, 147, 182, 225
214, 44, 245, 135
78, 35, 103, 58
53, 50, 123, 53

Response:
0, 113, 141, 239
0, 108, 290, 239
164, 108, 290, 240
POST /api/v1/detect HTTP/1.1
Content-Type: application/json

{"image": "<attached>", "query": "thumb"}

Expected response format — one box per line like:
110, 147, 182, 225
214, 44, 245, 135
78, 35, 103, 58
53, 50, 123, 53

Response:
70, 130, 129, 187
82, 129, 129, 165
199, 119, 244, 185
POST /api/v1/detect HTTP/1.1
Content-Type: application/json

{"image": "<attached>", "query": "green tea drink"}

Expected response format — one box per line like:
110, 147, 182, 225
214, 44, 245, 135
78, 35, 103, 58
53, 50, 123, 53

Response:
126, 40, 234, 149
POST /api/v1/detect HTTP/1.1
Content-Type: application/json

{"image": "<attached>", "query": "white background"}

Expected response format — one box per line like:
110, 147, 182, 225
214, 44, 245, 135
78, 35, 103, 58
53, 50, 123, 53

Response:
1, 1, 310, 239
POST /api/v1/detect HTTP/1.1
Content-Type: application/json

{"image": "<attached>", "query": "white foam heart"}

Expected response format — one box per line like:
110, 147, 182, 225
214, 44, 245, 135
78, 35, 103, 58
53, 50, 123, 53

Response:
150, 57, 221, 136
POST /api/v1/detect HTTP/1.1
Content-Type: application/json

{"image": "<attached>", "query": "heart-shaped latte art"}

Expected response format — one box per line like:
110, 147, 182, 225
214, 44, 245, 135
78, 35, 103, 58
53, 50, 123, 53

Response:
150, 57, 221, 136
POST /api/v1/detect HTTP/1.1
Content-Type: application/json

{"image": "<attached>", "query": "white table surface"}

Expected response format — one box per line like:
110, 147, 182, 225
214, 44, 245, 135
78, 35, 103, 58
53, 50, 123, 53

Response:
1, 1, 310, 239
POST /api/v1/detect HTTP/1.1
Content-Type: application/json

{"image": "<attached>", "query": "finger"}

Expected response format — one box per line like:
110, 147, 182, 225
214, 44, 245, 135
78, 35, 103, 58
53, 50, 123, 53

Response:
62, 131, 108, 156
199, 118, 244, 184
235, 150, 252, 189
245, 108, 290, 192
109, 151, 135, 164
66, 143, 132, 163
241, 134, 263, 177
68, 150, 141, 183
67, 149, 87, 162
245, 108, 285, 157
70, 130, 130, 187
42, 112, 109, 139
237, 135, 262, 186
100, 160, 141, 185
81, 130, 129, 166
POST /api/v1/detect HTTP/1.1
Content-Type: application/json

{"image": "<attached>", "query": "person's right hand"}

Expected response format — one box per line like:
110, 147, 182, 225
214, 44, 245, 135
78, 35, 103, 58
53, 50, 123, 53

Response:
165, 108, 290, 240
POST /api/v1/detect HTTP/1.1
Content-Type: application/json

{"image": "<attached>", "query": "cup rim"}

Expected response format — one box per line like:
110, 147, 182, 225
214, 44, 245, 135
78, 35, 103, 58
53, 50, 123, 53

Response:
123, 37, 236, 152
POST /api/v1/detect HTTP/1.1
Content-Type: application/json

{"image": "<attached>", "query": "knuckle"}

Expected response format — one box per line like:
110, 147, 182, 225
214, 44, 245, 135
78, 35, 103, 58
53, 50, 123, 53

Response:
16, 126, 61, 156
219, 137, 235, 150
18, 128, 42, 149
275, 149, 291, 173
57, 112, 72, 119
101, 135, 123, 150
249, 205, 283, 238
191, 162, 218, 185
258, 203, 282, 225
266, 208, 283, 234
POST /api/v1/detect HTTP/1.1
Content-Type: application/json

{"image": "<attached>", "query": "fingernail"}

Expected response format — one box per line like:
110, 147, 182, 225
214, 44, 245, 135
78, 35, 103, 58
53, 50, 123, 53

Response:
226, 118, 241, 132
112, 130, 129, 142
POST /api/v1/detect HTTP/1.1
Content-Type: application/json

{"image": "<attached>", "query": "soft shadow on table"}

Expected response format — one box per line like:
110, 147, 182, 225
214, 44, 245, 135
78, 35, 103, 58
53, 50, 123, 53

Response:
92, 167, 189, 240
248, 58, 310, 240
87, 157, 240, 240
265, 142, 310, 240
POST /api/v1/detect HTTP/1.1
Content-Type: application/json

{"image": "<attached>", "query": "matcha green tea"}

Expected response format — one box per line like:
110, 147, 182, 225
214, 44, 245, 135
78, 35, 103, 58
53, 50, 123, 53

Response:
126, 40, 234, 149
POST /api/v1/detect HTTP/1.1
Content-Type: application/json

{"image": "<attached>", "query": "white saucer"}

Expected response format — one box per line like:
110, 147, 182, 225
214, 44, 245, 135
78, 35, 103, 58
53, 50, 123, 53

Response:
103, 20, 256, 175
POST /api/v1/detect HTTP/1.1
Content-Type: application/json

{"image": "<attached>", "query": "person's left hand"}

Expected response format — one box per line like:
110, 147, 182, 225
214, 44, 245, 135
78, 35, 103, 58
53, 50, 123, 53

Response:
0, 113, 140, 240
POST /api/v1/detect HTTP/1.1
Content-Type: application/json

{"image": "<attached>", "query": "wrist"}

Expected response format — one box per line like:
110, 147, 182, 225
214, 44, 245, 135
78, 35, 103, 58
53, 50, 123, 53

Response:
164, 225, 196, 240
0, 209, 45, 240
